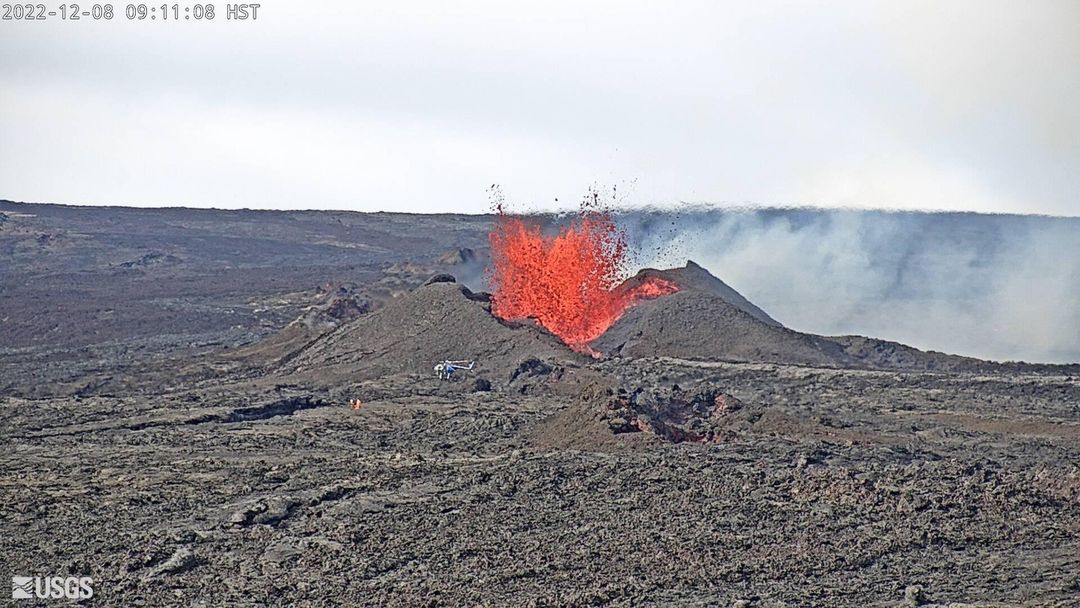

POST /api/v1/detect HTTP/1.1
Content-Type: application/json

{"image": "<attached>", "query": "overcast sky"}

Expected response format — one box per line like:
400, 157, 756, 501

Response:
2, 1, 1078, 215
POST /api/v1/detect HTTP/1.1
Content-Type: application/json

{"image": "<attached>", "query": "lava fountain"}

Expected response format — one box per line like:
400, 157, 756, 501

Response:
488, 197, 679, 351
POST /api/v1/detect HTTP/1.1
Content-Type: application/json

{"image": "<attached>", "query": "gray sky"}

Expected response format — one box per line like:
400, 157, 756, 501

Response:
2, 1, 1078, 215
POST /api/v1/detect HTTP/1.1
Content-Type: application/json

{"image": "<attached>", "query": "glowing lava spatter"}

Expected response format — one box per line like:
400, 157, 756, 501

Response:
488, 197, 679, 351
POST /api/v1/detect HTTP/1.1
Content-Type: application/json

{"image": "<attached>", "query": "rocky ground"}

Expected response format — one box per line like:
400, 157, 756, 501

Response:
3, 359, 1078, 607
2, 201, 1078, 606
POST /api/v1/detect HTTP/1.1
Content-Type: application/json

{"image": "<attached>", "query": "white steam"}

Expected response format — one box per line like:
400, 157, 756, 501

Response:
624, 209, 1080, 364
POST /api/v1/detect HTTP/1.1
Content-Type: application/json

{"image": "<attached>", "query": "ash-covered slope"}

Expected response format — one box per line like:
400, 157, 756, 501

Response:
283, 277, 581, 384
622, 260, 782, 327
594, 284, 849, 368
595, 261, 1033, 372
226, 290, 371, 367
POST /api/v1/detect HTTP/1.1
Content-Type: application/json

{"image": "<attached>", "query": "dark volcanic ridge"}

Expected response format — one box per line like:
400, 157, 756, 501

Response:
266, 261, 1077, 390
280, 277, 586, 387
618, 260, 782, 327
596, 262, 1078, 374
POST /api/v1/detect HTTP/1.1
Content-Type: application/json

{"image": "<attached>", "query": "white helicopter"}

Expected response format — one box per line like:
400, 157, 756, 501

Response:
434, 359, 475, 380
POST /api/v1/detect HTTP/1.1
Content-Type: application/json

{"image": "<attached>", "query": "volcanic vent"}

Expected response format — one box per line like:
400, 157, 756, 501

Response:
483, 202, 847, 365
278, 203, 1013, 388
488, 203, 679, 351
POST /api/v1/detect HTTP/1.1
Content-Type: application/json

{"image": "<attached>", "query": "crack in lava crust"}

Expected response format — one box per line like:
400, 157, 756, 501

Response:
488, 208, 679, 352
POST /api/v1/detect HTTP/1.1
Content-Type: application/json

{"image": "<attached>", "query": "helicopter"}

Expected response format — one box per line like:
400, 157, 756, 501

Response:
434, 359, 475, 380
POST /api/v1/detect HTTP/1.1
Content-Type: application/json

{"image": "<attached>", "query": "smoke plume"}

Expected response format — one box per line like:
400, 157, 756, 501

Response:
622, 208, 1080, 364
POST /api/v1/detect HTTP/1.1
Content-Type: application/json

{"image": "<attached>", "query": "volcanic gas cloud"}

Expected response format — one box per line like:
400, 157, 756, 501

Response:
488, 201, 679, 351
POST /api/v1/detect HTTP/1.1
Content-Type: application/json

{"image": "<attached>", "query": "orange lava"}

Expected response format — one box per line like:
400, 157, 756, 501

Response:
488, 203, 679, 351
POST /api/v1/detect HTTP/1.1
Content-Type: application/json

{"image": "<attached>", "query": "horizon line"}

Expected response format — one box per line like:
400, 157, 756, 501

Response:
2, 197, 1078, 221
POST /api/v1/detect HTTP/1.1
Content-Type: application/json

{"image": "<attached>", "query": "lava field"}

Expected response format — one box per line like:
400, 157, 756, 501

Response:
2, 200, 1078, 607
